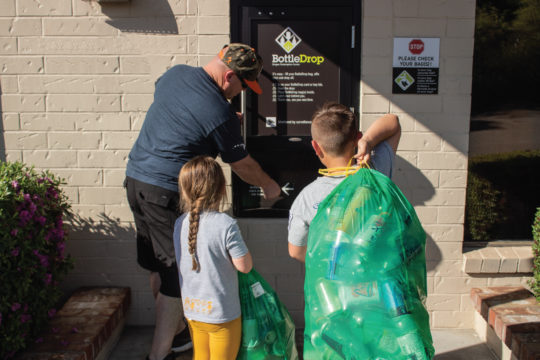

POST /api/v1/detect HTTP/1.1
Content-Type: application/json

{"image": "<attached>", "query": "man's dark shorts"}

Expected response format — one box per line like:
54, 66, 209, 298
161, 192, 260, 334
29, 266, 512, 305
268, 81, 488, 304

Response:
125, 176, 181, 298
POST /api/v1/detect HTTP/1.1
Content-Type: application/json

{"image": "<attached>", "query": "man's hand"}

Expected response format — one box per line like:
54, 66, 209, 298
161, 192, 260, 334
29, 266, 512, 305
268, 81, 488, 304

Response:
230, 155, 281, 200
261, 180, 281, 200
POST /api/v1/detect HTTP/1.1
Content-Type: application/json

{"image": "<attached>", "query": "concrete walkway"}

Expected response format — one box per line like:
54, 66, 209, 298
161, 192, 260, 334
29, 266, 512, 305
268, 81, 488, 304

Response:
108, 326, 498, 360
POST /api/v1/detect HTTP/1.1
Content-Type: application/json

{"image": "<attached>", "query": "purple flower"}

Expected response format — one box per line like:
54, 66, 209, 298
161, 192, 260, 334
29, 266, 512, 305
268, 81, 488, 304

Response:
57, 242, 66, 256
48, 228, 65, 242
37, 253, 49, 268
19, 210, 32, 225
48, 309, 56, 318
28, 202, 37, 214
60, 339, 69, 346
11, 247, 20, 257
47, 186, 59, 199
71, 327, 79, 333
10, 229, 18, 236
11, 180, 19, 191
20, 314, 31, 323
11, 303, 21, 312
35, 337, 43, 344
36, 216, 47, 226
23, 193, 31, 202
44, 273, 53, 285
51, 327, 59, 334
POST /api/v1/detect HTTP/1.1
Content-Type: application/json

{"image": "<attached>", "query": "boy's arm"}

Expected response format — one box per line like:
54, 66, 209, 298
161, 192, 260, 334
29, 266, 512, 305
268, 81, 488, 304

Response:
288, 243, 306, 263
355, 113, 401, 163
288, 208, 310, 263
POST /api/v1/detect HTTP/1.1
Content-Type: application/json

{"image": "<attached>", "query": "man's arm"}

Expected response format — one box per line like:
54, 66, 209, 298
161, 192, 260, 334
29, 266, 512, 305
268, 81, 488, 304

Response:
355, 114, 401, 163
288, 243, 306, 263
230, 155, 281, 200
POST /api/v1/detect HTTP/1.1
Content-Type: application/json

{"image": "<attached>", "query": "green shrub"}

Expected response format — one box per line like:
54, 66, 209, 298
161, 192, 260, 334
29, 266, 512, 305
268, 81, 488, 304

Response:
0, 162, 73, 358
530, 208, 540, 301
465, 150, 540, 241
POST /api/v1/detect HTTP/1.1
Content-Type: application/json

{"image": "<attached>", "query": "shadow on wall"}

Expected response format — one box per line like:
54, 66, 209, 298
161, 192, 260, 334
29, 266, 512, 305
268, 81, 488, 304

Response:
61, 213, 139, 304
98, 0, 179, 34
0, 85, 4, 162
393, 155, 440, 271
68, 213, 135, 241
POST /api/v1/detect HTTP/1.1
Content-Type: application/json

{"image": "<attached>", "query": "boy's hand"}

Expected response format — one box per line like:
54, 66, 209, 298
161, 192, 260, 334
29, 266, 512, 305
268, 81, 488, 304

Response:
354, 137, 372, 165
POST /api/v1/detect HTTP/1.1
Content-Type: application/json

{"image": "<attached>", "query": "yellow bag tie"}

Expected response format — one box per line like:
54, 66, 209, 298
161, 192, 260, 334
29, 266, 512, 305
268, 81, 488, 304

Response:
318, 158, 370, 177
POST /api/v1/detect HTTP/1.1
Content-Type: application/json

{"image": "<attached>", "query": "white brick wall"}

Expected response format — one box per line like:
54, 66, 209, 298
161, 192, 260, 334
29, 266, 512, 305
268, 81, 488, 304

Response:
2, 0, 527, 330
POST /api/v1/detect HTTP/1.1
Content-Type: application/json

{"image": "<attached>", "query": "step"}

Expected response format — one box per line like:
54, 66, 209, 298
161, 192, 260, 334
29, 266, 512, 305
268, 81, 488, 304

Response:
471, 286, 540, 360
15, 287, 131, 360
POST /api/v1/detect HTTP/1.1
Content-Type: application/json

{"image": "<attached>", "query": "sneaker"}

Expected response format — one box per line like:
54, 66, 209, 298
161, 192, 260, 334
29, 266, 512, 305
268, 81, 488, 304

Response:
171, 327, 193, 353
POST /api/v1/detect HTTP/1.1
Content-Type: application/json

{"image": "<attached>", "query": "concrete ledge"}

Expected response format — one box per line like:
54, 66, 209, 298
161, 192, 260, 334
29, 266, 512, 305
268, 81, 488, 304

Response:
463, 246, 533, 274
471, 286, 540, 360
15, 287, 130, 360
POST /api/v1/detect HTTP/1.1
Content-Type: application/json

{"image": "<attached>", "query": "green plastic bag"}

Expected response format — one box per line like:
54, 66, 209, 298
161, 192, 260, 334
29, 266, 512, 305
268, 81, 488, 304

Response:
237, 269, 299, 360
304, 168, 434, 360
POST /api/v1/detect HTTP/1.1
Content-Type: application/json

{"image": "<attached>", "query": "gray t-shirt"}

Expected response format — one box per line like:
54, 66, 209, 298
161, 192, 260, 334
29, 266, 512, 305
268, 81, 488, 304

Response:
173, 211, 248, 323
288, 141, 395, 247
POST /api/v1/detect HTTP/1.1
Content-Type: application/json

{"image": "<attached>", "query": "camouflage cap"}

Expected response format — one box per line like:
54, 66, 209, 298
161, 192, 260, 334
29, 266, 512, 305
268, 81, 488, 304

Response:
218, 43, 263, 94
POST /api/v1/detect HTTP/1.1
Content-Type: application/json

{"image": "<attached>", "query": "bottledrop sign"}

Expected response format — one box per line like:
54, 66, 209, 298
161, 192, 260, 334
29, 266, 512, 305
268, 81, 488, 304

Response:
392, 38, 440, 94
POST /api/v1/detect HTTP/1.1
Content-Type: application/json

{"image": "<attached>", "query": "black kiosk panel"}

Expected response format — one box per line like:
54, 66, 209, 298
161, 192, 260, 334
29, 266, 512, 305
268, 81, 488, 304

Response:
232, 4, 360, 217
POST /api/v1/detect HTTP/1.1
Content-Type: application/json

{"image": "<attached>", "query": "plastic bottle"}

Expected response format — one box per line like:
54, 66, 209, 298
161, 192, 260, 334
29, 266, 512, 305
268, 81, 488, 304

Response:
241, 318, 260, 349
316, 315, 371, 359
378, 278, 429, 360
326, 231, 353, 280
241, 346, 268, 360
353, 211, 391, 259
338, 186, 372, 235
315, 278, 342, 316
379, 277, 407, 318
392, 314, 429, 360
327, 191, 350, 233
338, 280, 379, 310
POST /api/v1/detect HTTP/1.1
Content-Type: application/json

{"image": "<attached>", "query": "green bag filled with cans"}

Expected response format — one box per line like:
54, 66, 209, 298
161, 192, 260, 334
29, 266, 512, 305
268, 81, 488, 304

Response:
237, 269, 299, 360
304, 168, 434, 360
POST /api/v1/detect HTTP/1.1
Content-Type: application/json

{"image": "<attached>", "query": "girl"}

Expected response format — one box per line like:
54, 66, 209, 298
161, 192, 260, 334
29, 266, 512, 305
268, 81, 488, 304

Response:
173, 156, 253, 360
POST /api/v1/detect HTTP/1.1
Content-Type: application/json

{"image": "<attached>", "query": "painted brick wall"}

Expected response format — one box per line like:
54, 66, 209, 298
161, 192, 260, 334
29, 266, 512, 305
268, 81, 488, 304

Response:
1, 0, 529, 328
0, 0, 231, 325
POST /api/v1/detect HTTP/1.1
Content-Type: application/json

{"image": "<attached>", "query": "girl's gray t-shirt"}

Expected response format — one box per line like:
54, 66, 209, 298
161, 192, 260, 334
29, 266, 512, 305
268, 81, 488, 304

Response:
288, 141, 395, 247
173, 211, 248, 324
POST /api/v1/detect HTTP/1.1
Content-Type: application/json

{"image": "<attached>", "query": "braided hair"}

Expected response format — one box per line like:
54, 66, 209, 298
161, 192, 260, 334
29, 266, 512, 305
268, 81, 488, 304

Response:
178, 156, 227, 272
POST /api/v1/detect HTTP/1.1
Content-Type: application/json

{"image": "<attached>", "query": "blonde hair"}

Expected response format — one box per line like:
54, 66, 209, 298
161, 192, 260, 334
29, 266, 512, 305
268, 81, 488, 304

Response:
311, 102, 358, 156
178, 156, 226, 271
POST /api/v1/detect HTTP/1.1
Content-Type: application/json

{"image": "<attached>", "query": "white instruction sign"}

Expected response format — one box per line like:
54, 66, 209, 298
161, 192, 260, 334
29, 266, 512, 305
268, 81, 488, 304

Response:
392, 38, 440, 94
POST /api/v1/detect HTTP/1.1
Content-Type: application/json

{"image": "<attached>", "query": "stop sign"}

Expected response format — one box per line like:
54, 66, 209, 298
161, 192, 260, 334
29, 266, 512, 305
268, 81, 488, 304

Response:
409, 39, 424, 54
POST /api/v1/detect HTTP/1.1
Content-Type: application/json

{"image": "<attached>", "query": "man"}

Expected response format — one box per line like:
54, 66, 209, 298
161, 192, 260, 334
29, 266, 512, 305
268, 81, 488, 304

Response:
125, 43, 280, 360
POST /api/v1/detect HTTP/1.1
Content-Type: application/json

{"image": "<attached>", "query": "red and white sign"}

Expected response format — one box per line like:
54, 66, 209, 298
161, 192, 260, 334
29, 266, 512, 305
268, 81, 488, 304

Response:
408, 39, 424, 54
393, 37, 440, 68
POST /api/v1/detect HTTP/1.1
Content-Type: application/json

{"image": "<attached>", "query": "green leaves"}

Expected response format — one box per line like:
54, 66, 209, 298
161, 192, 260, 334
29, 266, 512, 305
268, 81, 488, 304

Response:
530, 208, 540, 302
0, 161, 73, 357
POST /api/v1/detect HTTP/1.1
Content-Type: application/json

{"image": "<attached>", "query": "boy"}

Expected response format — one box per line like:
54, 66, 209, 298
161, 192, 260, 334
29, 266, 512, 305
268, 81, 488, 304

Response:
288, 102, 401, 262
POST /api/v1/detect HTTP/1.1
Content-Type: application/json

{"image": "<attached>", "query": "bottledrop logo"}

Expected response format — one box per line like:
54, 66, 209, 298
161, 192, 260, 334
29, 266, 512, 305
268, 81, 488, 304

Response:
275, 27, 301, 53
